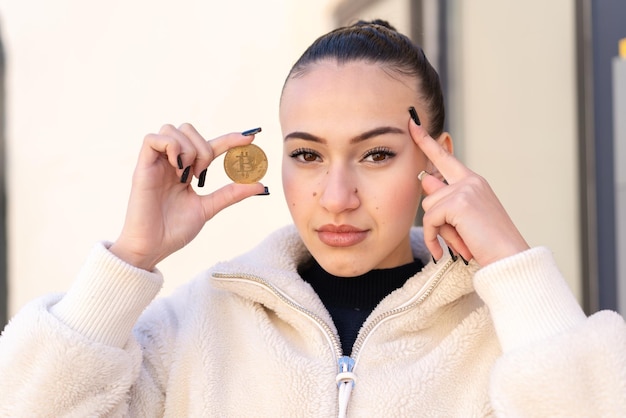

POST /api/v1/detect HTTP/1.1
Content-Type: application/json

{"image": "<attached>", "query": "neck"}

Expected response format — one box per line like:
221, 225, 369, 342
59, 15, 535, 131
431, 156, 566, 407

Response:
299, 257, 425, 354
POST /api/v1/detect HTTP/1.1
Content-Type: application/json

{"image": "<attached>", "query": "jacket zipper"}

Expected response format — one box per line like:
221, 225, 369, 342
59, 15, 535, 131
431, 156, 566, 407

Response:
212, 256, 457, 416
350, 256, 456, 363
211, 272, 344, 360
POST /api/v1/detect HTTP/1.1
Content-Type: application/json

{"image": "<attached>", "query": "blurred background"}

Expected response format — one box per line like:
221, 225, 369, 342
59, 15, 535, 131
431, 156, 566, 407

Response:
0, 0, 625, 327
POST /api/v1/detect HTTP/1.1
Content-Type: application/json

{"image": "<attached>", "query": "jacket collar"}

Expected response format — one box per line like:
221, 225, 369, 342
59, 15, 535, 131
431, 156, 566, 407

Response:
210, 225, 480, 325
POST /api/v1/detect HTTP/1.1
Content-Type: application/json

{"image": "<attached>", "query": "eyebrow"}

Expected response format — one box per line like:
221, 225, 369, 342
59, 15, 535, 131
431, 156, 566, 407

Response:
284, 126, 405, 144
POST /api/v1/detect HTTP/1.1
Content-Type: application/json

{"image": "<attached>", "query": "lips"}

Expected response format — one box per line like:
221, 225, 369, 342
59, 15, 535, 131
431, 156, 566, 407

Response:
316, 224, 369, 247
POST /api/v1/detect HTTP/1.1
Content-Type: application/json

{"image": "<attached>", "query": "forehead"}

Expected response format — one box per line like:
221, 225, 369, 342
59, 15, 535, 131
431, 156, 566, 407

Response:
282, 61, 416, 102
280, 61, 419, 129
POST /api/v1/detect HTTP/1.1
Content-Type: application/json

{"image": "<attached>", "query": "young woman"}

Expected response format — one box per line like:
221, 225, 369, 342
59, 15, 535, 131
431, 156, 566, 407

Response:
1, 20, 625, 417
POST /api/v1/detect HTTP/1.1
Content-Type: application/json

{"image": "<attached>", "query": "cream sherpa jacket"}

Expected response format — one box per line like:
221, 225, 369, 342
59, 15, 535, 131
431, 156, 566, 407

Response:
0, 225, 625, 417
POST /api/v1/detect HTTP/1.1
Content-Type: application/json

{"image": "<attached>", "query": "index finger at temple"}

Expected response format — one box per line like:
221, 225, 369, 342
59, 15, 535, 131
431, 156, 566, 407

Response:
409, 122, 469, 184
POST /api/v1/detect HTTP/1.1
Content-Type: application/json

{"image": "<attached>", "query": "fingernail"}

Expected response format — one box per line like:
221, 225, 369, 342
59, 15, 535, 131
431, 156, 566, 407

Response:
180, 166, 191, 183
198, 169, 207, 187
408, 106, 421, 126
255, 186, 270, 196
460, 255, 469, 266
431, 255, 438, 265
177, 154, 183, 170
418, 170, 429, 181
448, 247, 458, 262
242, 127, 262, 136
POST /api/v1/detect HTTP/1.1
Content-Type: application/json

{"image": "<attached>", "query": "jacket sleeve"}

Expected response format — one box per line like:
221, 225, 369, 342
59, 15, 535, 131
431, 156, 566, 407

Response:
0, 242, 166, 417
473, 247, 626, 417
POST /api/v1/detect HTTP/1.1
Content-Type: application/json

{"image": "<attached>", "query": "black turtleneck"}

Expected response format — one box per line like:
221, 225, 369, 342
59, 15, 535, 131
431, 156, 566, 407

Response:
299, 258, 425, 356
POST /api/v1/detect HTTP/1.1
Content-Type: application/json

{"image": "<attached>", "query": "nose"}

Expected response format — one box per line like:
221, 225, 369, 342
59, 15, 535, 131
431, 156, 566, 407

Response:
318, 166, 360, 214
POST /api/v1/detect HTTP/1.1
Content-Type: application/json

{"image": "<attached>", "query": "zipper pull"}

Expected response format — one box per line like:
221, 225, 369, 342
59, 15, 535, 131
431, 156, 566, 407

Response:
336, 356, 356, 418
336, 356, 356, 387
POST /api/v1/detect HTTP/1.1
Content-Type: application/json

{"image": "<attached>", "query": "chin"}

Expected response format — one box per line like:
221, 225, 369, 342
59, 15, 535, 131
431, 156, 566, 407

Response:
315, 255, 373, 278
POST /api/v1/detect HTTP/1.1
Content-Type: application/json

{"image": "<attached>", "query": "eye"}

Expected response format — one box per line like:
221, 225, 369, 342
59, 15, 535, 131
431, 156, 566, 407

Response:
289, 148, 322, 163
362, 147, 396, 163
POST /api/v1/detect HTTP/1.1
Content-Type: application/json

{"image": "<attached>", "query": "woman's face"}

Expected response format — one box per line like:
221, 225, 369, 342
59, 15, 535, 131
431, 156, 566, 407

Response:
280, 61, 429, 277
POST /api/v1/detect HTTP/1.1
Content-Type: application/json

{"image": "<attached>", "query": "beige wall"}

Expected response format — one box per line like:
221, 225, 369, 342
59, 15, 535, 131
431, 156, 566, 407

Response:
447, 0, 581, 298
0, 0, 582, 315
0, 0, 337, 313
343, 0, 411, 31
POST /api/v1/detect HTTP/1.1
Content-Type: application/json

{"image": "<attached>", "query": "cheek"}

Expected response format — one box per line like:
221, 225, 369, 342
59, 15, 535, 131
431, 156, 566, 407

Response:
281, 165, 297, 207
282, 163, 315, 213
371, 174, 421, 220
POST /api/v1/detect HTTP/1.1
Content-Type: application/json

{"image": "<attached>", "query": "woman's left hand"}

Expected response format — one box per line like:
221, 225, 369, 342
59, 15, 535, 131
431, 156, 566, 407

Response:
409, 119, 530, 267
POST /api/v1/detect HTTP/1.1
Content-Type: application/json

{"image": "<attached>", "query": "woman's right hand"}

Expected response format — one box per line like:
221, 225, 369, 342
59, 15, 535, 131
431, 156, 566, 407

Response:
109, 123, 266, 271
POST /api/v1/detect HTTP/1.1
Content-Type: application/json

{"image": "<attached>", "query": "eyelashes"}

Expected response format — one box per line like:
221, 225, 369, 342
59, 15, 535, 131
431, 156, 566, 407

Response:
289, 146, 397, 164
362, 146, 396, 162
289, 147, 321, 162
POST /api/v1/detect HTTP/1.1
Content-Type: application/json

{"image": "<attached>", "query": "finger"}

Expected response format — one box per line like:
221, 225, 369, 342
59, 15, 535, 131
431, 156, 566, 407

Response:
437, 224, 472, 262
200, 182, 267, 221
418, 170, 447, 198
207, 130, 258, 158
420, 183, 458, 214
421, 190, 474, 262
139, 132, 184, 170
421, 198, 446, 260
421, 210, 473, 262
421, 219, 444, 261
178, 123, 214, 177
419, 170, 461, 214
159, 124, 198, 169
408, 116, 469, 184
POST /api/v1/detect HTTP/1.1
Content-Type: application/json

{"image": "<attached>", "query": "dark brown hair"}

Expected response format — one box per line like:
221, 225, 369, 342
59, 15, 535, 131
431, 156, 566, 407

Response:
283, 19, 445, 138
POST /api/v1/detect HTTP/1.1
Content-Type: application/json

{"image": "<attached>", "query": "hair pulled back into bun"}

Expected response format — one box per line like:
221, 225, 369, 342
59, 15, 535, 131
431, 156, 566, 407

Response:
355, 19, 397, 30
283, 19, 445, 138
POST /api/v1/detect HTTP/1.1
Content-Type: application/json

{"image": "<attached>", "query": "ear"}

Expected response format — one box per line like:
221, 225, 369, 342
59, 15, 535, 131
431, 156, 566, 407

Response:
425, 132, 453, 182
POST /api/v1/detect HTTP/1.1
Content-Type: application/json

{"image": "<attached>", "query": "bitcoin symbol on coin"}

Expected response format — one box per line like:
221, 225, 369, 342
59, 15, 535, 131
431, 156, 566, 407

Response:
223, 144, 268, 184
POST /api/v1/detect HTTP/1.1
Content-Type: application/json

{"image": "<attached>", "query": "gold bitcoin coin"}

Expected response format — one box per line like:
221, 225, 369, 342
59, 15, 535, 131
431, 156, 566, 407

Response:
223, 144, 268, 184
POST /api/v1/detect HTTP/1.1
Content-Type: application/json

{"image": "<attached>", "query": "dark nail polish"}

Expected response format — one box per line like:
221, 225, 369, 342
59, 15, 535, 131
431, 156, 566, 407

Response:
408, 106, 421, 126
460, 255, 469, 266
431, 255, 438, 265
255, 186, 270, 196
180, 166, 191, 183
198, 169, 207, 187
448, 247, 458, 262
242, 127, 262, 136
177, 154, 183, 170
